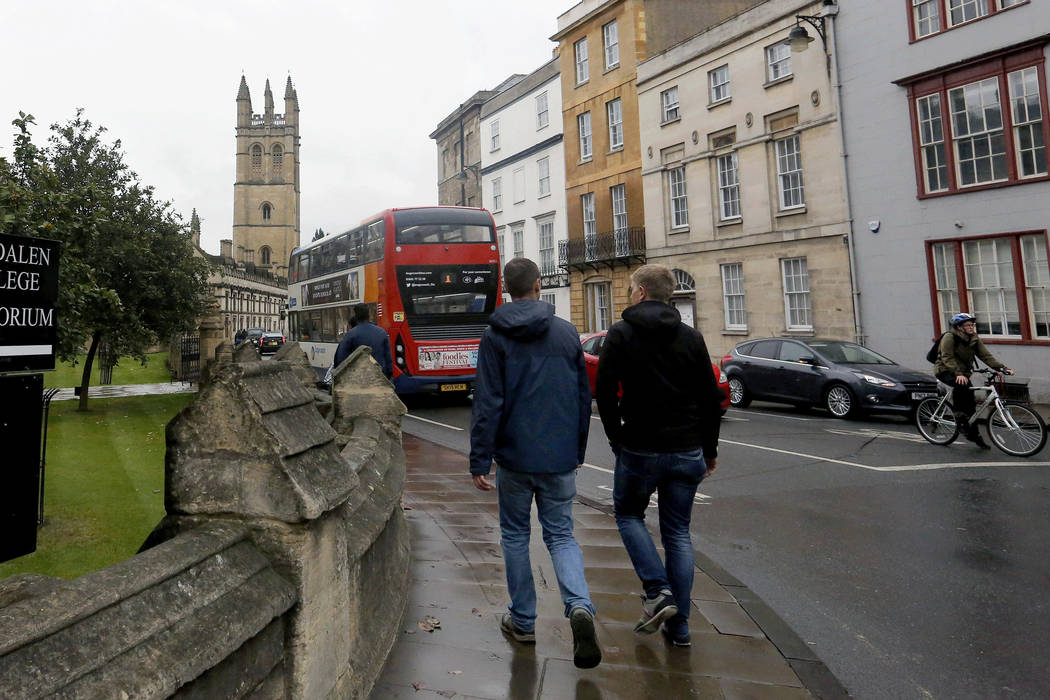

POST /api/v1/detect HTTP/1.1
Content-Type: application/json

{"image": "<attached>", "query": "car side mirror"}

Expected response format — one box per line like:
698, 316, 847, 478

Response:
798, 355, 815, 365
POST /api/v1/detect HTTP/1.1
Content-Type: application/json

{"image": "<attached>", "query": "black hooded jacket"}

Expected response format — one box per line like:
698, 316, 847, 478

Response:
469, 299, 591, 475
596, 301, 721, 458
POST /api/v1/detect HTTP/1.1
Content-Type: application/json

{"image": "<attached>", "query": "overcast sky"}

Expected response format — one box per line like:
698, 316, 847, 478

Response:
3, 0, 572, 255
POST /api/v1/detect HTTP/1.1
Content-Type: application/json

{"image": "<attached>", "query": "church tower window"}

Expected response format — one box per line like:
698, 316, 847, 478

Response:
251, 144, 263, 177
262, 203, 272, 220
272, 144, 283, 177
260, 246, 272, 265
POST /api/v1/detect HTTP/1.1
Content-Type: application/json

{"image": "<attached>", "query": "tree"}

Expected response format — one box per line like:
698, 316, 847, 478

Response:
0, 111, 212, 410
311, 227, 325, 242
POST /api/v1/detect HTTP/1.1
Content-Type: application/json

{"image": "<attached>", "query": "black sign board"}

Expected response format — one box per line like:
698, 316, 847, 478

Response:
0, 373, 43, 562
0, 232, 60, 373
306, 270, 359, 306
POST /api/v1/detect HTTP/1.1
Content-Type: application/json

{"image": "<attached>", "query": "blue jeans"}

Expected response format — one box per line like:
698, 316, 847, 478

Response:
496, 467, 595, 632
613, 447, 707, 637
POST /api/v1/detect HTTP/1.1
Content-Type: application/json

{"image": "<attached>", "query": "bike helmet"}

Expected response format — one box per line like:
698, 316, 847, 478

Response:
950, 312, 977, 327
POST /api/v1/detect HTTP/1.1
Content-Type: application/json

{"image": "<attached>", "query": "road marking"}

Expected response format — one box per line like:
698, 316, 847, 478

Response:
722, 438, 1050, 471
581, 462, 613, 474
595, 483, 710, 505
875, 461, 1050, 471
404, 414, 464, 431
729, 409, 814, 422
824, 427, 930, 444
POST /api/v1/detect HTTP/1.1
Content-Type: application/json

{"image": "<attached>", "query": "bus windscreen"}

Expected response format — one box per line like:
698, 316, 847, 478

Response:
394, 208, 495, 245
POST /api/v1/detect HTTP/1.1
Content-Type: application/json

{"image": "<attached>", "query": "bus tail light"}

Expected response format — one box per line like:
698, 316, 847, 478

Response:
395, 334, 407, 370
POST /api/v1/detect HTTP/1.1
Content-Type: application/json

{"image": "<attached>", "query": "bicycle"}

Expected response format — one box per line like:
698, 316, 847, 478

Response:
915, 368, 1047, 457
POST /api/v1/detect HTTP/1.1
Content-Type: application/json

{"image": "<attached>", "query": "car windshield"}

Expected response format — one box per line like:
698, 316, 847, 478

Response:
808, 341, 895, 365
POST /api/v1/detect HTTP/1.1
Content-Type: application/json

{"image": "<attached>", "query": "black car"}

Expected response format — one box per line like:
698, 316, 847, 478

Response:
720, 338, 937, 418
258, 332, 285, 355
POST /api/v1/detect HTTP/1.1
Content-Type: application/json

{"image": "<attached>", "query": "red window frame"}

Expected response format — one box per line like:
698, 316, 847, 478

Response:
925, 229, 1050, 345
906, 0, 1029, 43
901, 40, 1050, 198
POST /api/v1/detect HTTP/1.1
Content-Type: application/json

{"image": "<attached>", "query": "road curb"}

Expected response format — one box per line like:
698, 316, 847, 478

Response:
576, 493, 851, 700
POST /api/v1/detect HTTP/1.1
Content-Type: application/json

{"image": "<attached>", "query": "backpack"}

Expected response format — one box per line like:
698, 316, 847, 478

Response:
925, 332, 948, 363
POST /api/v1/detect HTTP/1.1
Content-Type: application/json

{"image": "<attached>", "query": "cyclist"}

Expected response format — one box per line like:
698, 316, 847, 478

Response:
934, 313, 1013, 449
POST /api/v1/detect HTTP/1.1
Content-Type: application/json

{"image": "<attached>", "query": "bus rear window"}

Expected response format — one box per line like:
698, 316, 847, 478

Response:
394, 208, 495, 245
397, 223, 492, 245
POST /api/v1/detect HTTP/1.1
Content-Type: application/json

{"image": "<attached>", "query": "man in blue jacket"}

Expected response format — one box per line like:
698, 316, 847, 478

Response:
469, 257, 600, 670
333, 303, 392, 379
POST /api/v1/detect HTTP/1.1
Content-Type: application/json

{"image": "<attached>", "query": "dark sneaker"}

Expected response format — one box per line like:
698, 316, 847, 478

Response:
634, 589, 678, 634
968, 431, 991, 450
569, 607, 602, 669
661, 624, 691, 647
500, 614, 536, 644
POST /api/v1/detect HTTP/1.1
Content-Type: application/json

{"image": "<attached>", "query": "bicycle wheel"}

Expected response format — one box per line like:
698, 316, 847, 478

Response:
915, 397, 959, 445
986, 403, 1048, 457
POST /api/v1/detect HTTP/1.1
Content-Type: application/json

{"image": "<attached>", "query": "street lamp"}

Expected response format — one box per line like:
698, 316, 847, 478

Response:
788, 0, 837, 53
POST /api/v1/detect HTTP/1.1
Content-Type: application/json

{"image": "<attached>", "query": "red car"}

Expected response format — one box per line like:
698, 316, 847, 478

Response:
581, 330, 730, 415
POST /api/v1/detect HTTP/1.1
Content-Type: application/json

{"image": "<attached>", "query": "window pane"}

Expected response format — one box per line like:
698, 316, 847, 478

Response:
721, 262, 746, 329
607, 98, 623, 150
767, 42, 792, 81
669, 166, 688, 228
917, 94, 949, 192
662, 87, 679, 122
963, 238, 1019, 336
1009, 67, 1048, 177
776, 135, 805, 208
950, 77, 1007, 186
913, 0, 942, 36
578, 112, 592, 159
932, 242, 961, 332
717, 153, 741, 220
575, 38, 589, 83
781, 257, 811, 329
1021, 234, 1050, 337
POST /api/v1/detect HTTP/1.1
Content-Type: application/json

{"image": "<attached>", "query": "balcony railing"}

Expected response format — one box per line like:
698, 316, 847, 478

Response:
560, 228, 645, 272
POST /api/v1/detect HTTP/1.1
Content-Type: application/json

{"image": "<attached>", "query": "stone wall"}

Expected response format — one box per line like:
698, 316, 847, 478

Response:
0, 344, 410, 698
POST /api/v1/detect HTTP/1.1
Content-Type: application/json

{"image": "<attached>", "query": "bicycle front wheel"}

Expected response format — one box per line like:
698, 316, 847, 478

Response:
916, 397, 959, 445
986, 403, 1048, 457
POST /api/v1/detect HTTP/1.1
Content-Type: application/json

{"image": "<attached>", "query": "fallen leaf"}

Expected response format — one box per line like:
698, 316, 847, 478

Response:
425, 615, 442, 629
471, 608, 483, 617
438, 691, 456, 698
412, 681, 426, 691
418, 621, 434, 632
448, 669, 463, 675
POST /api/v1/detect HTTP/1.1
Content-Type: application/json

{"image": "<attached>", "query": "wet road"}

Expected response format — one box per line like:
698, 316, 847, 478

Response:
400, 396, 1050, 699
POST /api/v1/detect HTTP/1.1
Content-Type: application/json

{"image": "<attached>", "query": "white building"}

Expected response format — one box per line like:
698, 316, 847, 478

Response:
479, 58, 572, 319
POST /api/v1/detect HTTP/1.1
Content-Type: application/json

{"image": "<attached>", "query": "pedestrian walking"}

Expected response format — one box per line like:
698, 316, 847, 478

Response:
469, 257, 601, 669
333, 303, 392, 378
596, 264, 723, 648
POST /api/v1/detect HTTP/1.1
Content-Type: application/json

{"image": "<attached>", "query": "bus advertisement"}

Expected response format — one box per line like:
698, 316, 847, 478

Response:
287, 206, 502, 395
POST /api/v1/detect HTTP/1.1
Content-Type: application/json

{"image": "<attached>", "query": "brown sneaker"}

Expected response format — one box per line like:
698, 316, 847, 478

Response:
500, 614, 536, 644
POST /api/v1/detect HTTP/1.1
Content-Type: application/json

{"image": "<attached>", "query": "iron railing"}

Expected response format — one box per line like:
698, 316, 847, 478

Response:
561, 227, 646, 271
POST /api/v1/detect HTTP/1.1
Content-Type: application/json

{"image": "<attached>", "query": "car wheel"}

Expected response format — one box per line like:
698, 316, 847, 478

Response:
728, 377, 751, 408
824, 383, 856, 419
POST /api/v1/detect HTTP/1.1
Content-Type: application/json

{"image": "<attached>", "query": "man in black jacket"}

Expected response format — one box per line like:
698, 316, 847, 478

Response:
469, 257, 600, 669
333, 303, 392, 379
596, 264, 722, 648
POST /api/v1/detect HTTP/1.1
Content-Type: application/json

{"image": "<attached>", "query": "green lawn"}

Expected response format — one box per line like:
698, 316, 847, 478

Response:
44, 351, 172, 388
0, 393, 195, 581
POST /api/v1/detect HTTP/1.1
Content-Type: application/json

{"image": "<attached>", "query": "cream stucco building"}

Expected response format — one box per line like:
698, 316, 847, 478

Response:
637, 0, 857, 358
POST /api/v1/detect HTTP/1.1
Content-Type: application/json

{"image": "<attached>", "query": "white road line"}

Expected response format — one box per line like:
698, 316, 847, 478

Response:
404, 414, 464, 431
730, 410, 814, 422
722, 438, 1050, 471
875, 461, 1050, 471
720, 439, 876, 469
581, 462, 613, 474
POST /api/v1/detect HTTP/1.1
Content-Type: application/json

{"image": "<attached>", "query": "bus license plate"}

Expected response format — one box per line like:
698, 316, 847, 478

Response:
441, 383, 467, 392
911, 392, 936, 400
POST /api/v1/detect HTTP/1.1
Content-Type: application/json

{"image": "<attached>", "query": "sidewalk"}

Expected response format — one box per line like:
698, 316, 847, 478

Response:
371, 434, 848, 699
50, 381, 198, 401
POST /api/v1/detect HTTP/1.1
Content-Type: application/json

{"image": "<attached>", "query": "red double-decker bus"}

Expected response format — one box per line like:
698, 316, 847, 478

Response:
287, 206, 502, 395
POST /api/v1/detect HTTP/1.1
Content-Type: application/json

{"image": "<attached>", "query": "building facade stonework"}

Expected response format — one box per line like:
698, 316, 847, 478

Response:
636, 0, 855, 358
837, 1, 1050, 401
553, 0, 649, 334
480, 58, 572, 320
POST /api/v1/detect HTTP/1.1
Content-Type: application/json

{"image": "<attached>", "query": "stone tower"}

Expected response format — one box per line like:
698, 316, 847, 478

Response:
233, 75, 301, 277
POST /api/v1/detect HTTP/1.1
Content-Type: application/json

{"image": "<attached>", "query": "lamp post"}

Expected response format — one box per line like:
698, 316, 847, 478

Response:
788, 0, 837, 71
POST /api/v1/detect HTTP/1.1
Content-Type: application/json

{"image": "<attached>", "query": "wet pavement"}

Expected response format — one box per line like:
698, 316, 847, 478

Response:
51, 381, 197, 401
370, 434, 841, 699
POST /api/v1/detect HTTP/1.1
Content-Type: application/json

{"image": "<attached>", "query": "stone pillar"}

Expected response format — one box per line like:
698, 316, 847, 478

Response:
198, 297, 225, 378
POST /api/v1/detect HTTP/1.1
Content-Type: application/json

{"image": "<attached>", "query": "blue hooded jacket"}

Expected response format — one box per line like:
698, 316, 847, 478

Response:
469, 299, 590, 475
